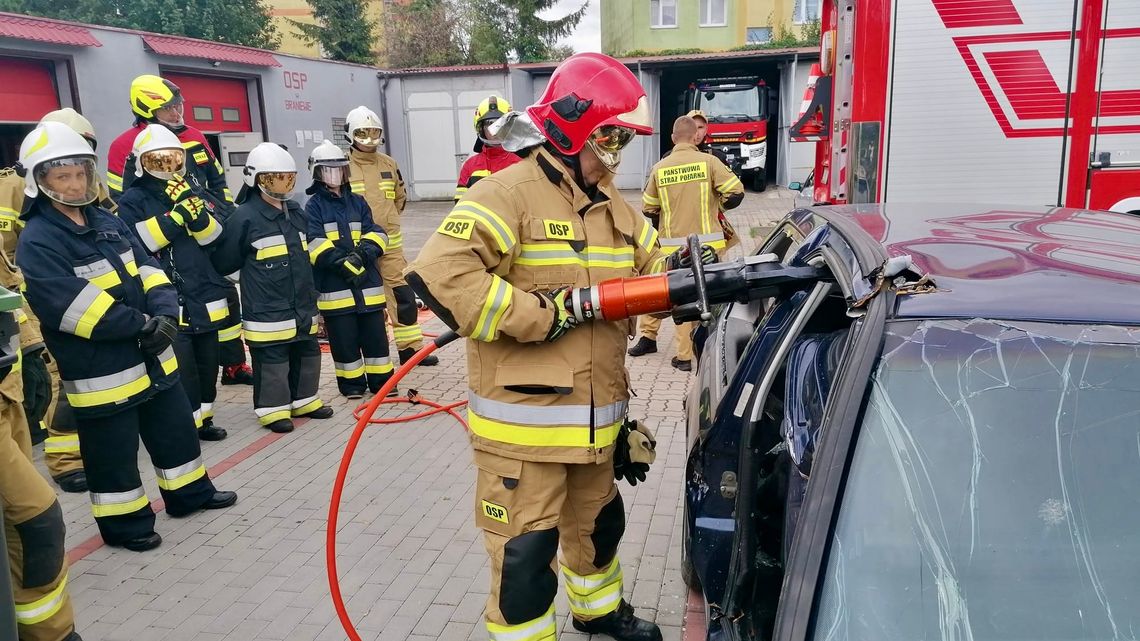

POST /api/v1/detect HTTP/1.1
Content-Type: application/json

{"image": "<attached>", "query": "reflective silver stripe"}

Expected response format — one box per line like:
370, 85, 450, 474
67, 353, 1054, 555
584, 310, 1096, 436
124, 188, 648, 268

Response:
562, 560, 621, 590
72, 258, 115, 279
486, 607, 556, 641
60, 283, 105, 335
255, 404, 291, 418
335, 359, 365, 375
155, 457, 204, 482
291, 394, 319, 409
252, 234, 287, 250
63, 363, 148, 395
14, 572, 69, 623
659, 232, 724, 247
138, 264, 170, 291
323, 223, 338, 234
243, 319, 295, 333
349, 221, 361, 231
319, 290, 354, 303
205, 298, 228, 320
467, 393, 628, 427
90, 487, 145, 506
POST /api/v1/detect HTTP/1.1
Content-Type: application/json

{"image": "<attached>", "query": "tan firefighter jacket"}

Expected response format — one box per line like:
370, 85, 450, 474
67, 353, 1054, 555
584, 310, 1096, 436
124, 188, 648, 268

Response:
642, 143, 744, 253
0, 170, 46, 353
407, 147, 668, 464
348, 148, 407, 252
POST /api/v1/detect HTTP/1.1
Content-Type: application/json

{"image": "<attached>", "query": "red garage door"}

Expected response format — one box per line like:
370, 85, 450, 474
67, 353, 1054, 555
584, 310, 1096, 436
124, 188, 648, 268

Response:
164, 72, 253, 133
0, 58, 60, 122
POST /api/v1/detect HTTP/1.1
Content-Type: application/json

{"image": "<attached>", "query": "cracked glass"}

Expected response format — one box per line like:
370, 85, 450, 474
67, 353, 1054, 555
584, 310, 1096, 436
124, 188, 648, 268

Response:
814, 318, 1140, 641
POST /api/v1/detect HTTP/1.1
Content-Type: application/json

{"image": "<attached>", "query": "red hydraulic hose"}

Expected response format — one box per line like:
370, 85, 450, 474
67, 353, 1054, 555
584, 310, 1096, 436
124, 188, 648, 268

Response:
326, 331, 462, 641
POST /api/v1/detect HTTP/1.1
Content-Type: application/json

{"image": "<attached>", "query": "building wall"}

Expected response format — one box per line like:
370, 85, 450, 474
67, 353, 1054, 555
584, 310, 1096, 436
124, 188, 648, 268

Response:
602, 0, 815, 55
268, 0, 386, 61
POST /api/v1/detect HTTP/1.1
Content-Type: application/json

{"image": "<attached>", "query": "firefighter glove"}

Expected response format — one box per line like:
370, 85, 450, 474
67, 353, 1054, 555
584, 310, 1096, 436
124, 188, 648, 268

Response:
139, 315, 179, 355
666, 243, 718, 271
338, 252, 367, 284
540, 287, 578, 342
614, 419, 657, 486
179, 197, 212, 232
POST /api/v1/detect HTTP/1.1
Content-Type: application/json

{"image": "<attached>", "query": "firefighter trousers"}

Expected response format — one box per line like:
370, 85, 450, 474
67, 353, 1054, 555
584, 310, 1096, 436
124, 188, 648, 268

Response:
78, 385, 217, 545
218, 285, 247, 367
637, 315, 695, 362
378, 248, 423, 351
1, 372, 75, 641
249, 338, 324, 426
325, 311, 394, 396
39, 353, 83, 482
173, 330, 220, 430
473, 450, 627, 640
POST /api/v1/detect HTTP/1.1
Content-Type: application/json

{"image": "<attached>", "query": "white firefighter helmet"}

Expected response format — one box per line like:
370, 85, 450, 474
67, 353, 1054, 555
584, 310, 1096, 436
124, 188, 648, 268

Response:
132, 124, 185, 180
18, 121, 99, 206
308, 139, 348, 172
39, 108, 96, 146
345, 106, 383, 148
242, 142, 297, 201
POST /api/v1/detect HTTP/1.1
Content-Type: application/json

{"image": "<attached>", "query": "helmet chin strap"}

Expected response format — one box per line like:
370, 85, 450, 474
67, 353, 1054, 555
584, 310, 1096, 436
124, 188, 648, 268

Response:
548, 144, 591, 195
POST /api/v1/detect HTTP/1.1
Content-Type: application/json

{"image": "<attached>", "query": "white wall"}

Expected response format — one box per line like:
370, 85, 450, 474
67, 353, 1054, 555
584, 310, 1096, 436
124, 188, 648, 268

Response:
779, 56, 817, 187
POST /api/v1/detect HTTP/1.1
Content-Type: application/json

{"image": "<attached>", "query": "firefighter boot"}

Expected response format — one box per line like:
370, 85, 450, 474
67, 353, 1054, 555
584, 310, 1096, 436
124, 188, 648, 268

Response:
197, 419, 227, 441
55, 469, 88, 493
571, 600, 663, 641
120, 532, 162, 552
398, 347, 438, 367
671, 357, 692, 372
627, 337, 657, 357
168, 491, 237, 517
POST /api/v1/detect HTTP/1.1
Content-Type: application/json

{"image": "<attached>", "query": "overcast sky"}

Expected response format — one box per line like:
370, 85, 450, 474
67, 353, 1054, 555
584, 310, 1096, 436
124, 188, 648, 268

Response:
541, 0, 603, 53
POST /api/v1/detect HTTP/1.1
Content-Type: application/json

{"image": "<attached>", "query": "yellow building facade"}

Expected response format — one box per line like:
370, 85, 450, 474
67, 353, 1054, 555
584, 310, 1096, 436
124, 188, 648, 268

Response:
268, 0, 386, 60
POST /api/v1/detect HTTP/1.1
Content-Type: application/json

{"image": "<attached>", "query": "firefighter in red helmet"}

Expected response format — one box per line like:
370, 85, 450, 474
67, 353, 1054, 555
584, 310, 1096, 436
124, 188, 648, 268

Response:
454, 95, 522, 201
406, 53, 666, 641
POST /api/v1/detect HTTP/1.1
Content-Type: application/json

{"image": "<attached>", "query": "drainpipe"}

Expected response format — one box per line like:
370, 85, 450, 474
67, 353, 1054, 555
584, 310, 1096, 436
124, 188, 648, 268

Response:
379, 75, 393, 156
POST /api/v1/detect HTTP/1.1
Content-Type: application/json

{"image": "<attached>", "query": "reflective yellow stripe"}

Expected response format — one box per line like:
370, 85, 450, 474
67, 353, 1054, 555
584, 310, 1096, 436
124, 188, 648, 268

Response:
563, 561, 623, 617
361, 231, 388, 252
349, 181, 365, 194
192, 216, 222, 245
243, 319, 297, 343
138, 265, 171, 293
89, 270, 121, 290
252, 235, 288, 260
700, 182, 711, 235
106, 172, 123, 191
449, 201, 515, 251
43, 435, 80, 454
256, 405, 291, 425
205, 298, 228, 322
486, 604, 556, 641
64, 364, 151, 408
14, 308, 26, 324
468, 412, 622, 448
218, 323, 243, 342
223, 187, 234, 203
309, 238, 335, 264
136, 217, 171, 252
361, 287, 386, 307
391, 325, 422, 342
387, 231, 403, 249
636, 218, 658, 253
364, 357, 393, 374
14, 573, 69, 625
334, 358, 365, 378
118, 250, 139, 277
291, 396, 323, 416
318, 289, 356, 311
472, 276, 512, 342
90, 487, 149, 518
158, 346, 178, 375
718, 175, 742, 193
642, 192, 661, 207
61, 285, 116, 339
155, 458, 206, 491
515, 244, 634, 269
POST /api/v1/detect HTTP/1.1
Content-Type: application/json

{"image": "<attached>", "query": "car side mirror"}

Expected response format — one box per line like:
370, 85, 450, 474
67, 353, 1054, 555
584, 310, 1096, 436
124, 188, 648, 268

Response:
788, 182, 803, 191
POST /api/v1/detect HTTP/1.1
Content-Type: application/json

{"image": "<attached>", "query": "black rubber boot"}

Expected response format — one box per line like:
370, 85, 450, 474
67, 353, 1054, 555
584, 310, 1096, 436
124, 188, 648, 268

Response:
119, 532, 162, 552
571, 601, 663, 641
198, 421, 228, 441
399, 348, 439, 366
169, 491, 238, 517
627, 337, 657, 357
671, 357, 692, 372
266, 418, 294, 433
55, 470, 88, 493
300, 406, 334, 419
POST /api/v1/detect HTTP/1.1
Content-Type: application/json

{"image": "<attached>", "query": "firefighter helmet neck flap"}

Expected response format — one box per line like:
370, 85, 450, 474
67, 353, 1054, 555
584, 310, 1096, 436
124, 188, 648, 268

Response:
241, 142, 297, 204
18, 122, 100, 208
345, 106, 383, 153
132, 124, 186, 181
130, 74, 186, 133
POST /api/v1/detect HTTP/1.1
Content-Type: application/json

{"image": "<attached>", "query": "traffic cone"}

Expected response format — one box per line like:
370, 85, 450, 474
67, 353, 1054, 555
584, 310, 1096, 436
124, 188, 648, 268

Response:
791, 63, 826, 140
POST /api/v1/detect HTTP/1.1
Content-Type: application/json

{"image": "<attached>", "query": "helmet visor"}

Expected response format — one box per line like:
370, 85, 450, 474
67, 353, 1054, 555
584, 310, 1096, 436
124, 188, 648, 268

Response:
155, 98, 185, 128
319, 166, 346, 187
141, 148, 186, 181
587, 125, 636, 172
34, 157, 98, 207
352, 127, 382, 148
257, 172, 297, 200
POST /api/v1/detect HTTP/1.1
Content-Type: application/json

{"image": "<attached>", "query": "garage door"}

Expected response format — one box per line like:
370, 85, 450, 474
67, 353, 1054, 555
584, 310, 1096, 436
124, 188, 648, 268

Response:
164, 72, 253, 133
0, 58, 59, 122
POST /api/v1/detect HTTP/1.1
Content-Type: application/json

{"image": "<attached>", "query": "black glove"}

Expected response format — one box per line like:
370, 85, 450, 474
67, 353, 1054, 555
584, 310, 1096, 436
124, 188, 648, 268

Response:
538, 287, 578, 342
613, 419, 657, 486
139, 315, 178, 355
665, 243, 718, 270
338, 252, 366, 284
20, 347, 52, 428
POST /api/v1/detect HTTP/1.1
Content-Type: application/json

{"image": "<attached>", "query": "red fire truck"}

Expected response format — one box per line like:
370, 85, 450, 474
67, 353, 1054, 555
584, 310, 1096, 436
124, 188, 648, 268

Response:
791, 0, 1140, 213
686, 76, 772, 191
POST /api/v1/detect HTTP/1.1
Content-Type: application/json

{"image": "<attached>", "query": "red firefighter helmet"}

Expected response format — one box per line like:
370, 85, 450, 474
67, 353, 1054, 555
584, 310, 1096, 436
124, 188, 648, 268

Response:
526, 53, 653, 156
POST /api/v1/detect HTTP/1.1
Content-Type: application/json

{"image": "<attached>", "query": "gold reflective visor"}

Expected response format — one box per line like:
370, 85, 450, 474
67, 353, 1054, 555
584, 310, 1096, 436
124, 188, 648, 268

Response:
140, 148, 185, 180
353, 127, 382, 147
257, 172, 297, 199
590, 125, 636, 153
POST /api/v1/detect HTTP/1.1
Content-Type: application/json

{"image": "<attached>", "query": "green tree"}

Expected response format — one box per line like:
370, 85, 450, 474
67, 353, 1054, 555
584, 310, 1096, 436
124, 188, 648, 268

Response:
468, 0, 586, 64
0, 0, 280, 49
382, 0, 466, 68
291, 0, 376, 64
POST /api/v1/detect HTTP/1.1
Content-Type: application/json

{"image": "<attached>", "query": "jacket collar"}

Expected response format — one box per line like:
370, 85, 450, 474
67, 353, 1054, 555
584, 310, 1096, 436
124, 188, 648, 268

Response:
532, 147, 614, 215
672, 142, 699, 152
248, 194, 292, 221
349, 147, 377, 165
30, 198, 105, 236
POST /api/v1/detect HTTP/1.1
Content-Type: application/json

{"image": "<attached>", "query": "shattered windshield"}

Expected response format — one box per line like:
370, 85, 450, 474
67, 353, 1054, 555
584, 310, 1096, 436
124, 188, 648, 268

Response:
814, 319, 1140, 641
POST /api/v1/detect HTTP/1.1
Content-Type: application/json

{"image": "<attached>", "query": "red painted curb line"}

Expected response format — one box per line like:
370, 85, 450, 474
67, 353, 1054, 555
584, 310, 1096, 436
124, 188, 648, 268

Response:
683, 588, 707, 641
67, 417, 309, 562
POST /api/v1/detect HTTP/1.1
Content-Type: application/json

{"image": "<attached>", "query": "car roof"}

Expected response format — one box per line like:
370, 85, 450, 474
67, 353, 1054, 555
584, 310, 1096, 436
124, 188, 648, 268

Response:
809, 203, 1140, 325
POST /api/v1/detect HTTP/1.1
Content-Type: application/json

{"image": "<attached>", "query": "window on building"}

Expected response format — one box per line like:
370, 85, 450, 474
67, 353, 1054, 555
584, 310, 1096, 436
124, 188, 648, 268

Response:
650, 0, 677, 27
221, 108, 241, 123
700, 0, 726, 26
192, 106, 214, 121
794, 0, 821, 24
747, 27, 773, 44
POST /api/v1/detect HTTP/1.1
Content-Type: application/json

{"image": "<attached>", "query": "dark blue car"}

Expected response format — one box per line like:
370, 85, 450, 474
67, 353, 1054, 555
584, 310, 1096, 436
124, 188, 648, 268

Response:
683, 204, 1140, 641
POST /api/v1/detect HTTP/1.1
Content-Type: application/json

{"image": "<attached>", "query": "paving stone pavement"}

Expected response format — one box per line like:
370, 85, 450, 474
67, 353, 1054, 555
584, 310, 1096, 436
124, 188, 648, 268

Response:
37, 187, 793, 641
